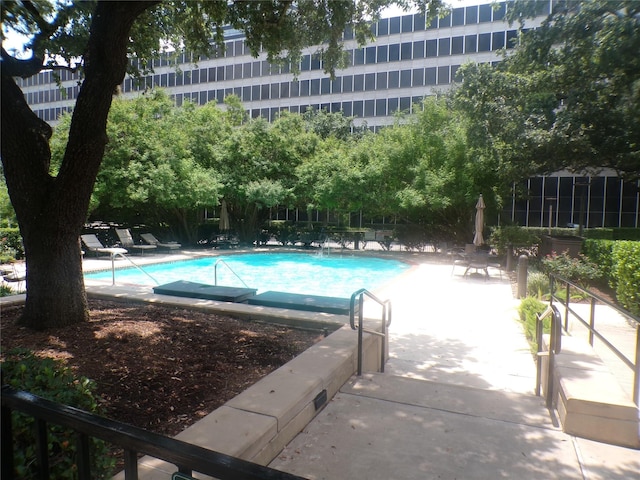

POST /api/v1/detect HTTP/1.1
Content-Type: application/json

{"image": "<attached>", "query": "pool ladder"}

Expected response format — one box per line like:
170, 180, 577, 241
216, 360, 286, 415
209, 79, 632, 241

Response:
213, 259, 250, 288
109, 252, 160, 286
349, 289, 392, 376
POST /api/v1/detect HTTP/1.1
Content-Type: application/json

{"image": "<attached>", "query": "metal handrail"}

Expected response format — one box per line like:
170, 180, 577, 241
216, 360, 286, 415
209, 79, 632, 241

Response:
349, 288, 392, 376
549, 274, 640, 405
1, 386, 307, 480
111, 252, 160, 286
213, 259, 249, 288
535, 304, 562, 408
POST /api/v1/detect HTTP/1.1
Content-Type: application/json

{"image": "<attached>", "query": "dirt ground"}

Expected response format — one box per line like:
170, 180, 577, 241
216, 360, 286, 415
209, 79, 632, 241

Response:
0, 299, 322, 437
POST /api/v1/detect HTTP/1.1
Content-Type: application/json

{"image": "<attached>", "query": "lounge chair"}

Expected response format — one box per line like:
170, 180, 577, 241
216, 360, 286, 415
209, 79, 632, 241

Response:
1, 263, 26, 292
140, 233, 181, 252
115, 229, 157, 255
80, 234, 128, 259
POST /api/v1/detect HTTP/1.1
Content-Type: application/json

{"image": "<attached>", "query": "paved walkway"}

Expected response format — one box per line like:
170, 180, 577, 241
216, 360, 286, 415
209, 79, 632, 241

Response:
269, 262, 640, 480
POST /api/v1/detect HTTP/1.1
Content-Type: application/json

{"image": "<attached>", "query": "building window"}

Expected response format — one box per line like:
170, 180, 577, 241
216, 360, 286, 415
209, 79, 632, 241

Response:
413, 40, 425, 58
494, 2, 506, 21
492, 31, 506, 50
281, 82, 290, 98
389, 70, 400, 88
321, 77, 331, 95
401, 42, 412, 60
243, 63, 252, 78
364, 99, 375, 117
389, 97, 399, 113
353, 74, 364, 92
300, 79, 310, 96
465, 35, 477, 53
465, 5, 478, 24
452, 36, 464, 55
437, 66, 450, 84
378, 18, 389, 36
401, 15, 413, 33
311, 78, 320, 95
390, 17, 401, 34
225, 65, 233, 80
271, 83, 280, 99
352, 100, 363, 117
376, 98, 387, 116
438, 38, 450, 56
365, 73, 376, 91
354, 48, 365, 65
377, 72, 387, 89
452, 8, 464, 26
389, 43, 400, 61
331, 102, 341, 113
399, 96, 411, 112
252, 85, 260, 100
413, 68, 424, 86
414, 13, 426, 31
506, 30, 518, 48
242, 86, 251, 102
451, 65, 461, 82
261, 84, 270, 100
311, 55, 321, 70
478, 33, 491, 52
439, 13, 451, 28
301, 54, 311, 71
234, 64, 242, 79
332, 77, 342, 93
291, 81, 300, 97
400, 69, 412, 88
343, 75, 353, 92
479, 4, 492, 22
342, 102, 352, 116
377, 45, 388, 63
426, 39, 437, 57
366, 46, 376, 64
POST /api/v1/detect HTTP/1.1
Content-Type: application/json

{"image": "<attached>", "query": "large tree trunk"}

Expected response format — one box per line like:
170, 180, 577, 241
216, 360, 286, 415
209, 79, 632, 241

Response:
0, 2, 154, 330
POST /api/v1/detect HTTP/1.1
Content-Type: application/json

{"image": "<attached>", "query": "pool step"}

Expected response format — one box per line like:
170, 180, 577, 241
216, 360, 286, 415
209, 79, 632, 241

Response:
153, 280, 257, 303
248, 291, 353, 315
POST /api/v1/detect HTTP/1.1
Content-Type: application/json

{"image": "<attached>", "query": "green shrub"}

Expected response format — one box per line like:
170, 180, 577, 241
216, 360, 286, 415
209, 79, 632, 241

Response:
488, 226, 541, 256
527, 271, 550, 299
0, 227, 24, 263
541, 252, 601, 289
611, 241, 640, 315
1, 349, 115, 479
518, 297, 548, 350
583, 239, 616, 288
584, 228, 640, 241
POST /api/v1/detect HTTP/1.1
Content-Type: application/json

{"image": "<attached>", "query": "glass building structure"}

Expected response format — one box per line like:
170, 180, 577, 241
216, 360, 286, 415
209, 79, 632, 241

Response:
14, 1, 639, 228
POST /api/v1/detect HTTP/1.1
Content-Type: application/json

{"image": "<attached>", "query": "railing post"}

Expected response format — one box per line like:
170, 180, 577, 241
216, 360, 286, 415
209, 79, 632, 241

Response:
517, 255, 528, 298
357, 294, 364, 376
564, 282, 570, 331
36, 418, 50, 479
1, 404, 14, 480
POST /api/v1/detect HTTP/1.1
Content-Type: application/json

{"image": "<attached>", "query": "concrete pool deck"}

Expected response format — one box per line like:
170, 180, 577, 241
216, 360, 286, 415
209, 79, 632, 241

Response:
3, 248, 639, 478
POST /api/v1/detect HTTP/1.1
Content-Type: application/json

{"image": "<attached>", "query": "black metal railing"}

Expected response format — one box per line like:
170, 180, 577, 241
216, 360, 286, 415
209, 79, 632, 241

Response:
535, 304, 562, 408
549, 274, 640, 405
1, 386, 307, 480
349, 289, 392, 376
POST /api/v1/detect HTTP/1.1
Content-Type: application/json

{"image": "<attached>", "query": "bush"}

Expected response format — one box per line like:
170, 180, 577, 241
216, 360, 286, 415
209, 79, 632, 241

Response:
583, 239, 616, 288
488, 226, 541, 256
541, 252, 601, 289
518, 297, 548, 350
0, 227, 24, 263
1, 349, 115, 479
611, 241, 640, 316
527, 270, 550, 299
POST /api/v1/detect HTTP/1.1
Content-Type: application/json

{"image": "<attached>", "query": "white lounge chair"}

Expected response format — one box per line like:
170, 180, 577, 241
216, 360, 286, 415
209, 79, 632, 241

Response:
115, 229, 157, 255
140, 233, 181, 251
80, 234, 128, 259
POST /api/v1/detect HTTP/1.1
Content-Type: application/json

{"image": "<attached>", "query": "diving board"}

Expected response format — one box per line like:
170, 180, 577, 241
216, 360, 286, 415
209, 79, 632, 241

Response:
247, 291, 352, 315
153, 280, 257, 303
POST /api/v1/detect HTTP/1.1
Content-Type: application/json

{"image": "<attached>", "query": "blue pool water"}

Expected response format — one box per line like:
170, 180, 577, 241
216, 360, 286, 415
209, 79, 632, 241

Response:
85, 253, 410, 297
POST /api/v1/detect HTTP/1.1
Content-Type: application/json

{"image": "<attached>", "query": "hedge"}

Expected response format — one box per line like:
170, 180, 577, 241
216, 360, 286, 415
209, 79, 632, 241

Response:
611, 241, 640, 316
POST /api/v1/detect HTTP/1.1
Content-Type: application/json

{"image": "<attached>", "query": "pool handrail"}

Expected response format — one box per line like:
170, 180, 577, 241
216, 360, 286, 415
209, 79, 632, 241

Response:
349, 288, 392, 376
213, 259, 250, 288
110, 252, 160, 286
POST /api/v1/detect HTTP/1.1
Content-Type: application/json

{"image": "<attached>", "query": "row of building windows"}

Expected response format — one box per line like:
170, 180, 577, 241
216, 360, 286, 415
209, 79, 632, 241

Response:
26, 25, 516, 106
18, 1, 527, 88
508, 176, 640, 228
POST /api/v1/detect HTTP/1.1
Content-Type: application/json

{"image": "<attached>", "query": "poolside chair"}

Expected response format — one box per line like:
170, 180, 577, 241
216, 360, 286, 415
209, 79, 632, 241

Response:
80, 234, 128, 259
1, 263, 26, 293
141, 233, 181, 252
115, 229, 157, 255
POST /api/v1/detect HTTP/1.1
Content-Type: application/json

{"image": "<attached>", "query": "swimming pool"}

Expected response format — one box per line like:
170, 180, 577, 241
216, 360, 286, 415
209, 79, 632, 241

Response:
85, 252, 411, 297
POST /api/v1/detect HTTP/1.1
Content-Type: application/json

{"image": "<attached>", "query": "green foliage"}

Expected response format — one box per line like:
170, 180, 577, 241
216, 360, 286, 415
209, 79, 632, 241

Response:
1, 349, 115, 479
611, 241, 640, 315
583, 239, 616, 286
527, 270, 550, 300
541, 252, 601, 289
0, 227, 24, 262
584, 228, 640, 241
518, 297, 548, 348
488, 226, 542, 256
0, 177, 17, 227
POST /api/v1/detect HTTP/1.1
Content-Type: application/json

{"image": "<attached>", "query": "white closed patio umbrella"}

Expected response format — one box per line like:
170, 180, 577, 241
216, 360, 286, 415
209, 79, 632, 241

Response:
219, 199, 230, 232
473, 194, 485, 246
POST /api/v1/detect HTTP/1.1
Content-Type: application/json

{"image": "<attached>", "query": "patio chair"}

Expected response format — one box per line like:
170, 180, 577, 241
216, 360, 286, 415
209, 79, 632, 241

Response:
115, 229, 157, 255
1, 263, 26, 293
141, 233, 181, 252
80, 234, 128, 259
463, 252, 490, 280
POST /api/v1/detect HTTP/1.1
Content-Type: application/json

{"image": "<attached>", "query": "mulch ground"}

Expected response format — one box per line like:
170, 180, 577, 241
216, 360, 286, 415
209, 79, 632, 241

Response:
0, 299, 322, 437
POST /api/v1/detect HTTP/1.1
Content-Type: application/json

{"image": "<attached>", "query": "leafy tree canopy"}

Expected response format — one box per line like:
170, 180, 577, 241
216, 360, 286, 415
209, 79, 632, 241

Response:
454, 0, 640, 180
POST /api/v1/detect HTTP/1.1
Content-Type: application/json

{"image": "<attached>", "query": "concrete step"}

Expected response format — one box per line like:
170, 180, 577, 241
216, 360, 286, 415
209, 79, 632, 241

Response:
342, 372, 555, 429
